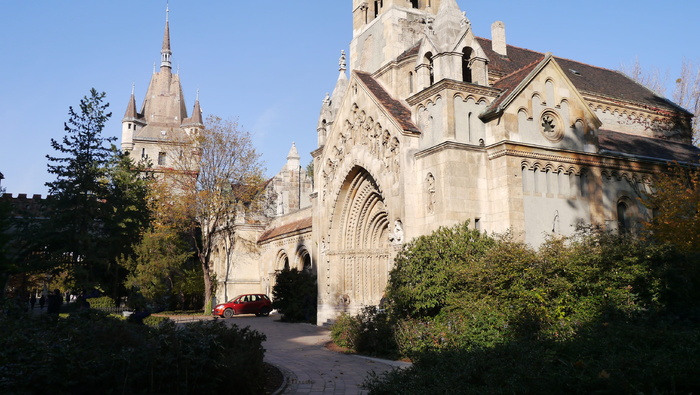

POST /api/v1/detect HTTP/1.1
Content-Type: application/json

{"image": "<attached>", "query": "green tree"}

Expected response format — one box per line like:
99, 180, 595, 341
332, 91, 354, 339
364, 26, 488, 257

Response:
120, 227, 199, 310
272, 267, 317, 323
101, 151, 153, 299
40, 89, 150, 295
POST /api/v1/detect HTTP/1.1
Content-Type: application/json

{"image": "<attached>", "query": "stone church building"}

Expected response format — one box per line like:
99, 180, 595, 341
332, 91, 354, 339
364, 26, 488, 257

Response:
123, 1, 699, 325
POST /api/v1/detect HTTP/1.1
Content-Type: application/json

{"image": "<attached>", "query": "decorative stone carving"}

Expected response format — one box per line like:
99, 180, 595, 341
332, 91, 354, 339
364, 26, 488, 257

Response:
321, 103, 402, 198
540, 110, 564, 142
426, 172, 436, 214
389, 219, 404, 245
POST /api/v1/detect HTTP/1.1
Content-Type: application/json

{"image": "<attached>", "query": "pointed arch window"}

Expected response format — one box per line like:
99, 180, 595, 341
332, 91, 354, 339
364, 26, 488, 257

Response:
409, 71, 414, 93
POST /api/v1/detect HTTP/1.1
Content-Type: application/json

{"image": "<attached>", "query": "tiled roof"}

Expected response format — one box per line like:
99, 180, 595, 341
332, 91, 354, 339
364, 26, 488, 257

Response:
476, 37, 690, 115
599, 129, 700, 163
396, 42, 421, 63
483, 56, 545, 118
258, 217, 312, 243
355, 71, 420, 134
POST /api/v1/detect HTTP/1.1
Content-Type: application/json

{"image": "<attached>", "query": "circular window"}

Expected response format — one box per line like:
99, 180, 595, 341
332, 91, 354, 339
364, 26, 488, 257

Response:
540, 110, 563, 142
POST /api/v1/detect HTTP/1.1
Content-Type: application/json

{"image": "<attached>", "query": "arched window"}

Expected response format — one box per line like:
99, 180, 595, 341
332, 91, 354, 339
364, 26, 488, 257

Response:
617, 201, 629, 234
283, 256, 289, 270
425, 52, 434, 85
462, 47, 473, 83
302, 252, 312, 272
409, 71, 414, 93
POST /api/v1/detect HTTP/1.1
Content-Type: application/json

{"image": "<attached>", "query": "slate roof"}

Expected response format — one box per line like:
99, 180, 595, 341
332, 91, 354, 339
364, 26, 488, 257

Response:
475, 37, 690, 115
258, 217, 312, 243
355, 71, 420, 134
482, 56, 546, 119
598, 129, 700, 163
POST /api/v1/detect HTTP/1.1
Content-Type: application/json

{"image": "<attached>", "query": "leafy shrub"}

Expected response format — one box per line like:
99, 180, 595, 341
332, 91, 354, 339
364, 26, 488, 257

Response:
331, 312, 360, 349
386, 222, 496, 319
330, 307, 398, 358
0, 310, 267, 394
85, 295, 115, 308
365, 320, 700, 394
365, 223, 700, 393
272, 267, 317, 323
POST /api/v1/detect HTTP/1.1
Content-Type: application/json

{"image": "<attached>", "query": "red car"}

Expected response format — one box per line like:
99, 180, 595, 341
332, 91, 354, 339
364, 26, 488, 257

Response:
212, 294, 272, 318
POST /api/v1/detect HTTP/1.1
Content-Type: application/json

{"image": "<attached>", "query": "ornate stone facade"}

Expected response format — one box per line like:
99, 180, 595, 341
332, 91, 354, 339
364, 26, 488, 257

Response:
308, 0, 698, 324
128, 2, 698, 324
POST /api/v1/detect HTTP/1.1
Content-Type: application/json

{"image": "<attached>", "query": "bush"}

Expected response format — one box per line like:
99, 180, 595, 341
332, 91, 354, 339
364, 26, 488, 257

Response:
330, 306, 398, 359
364, 320, 700, 394
0, 310, 267, 394
364, 223, 700, 393
331, 312, 360, 349
272, 267, 317, 323
386, 222, 496, 319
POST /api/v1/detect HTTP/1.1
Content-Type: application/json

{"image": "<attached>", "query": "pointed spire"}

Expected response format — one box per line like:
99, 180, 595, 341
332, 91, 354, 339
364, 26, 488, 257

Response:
190, 90, 203, 125
123, 84, 138, 119
160, 4, 172, 71
286, 142, 301, 171
287, 142, 300, 161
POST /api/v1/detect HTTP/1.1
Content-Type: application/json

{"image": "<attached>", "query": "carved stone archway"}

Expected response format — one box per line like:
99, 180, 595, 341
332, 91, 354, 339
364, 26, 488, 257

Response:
328, 166, 391, 311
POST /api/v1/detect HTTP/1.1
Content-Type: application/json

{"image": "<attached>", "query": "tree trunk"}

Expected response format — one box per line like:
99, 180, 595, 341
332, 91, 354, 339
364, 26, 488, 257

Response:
200, 253, 213, 313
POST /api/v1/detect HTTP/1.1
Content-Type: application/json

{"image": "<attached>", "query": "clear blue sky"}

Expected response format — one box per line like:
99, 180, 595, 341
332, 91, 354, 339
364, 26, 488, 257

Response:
1, 1, 698, 196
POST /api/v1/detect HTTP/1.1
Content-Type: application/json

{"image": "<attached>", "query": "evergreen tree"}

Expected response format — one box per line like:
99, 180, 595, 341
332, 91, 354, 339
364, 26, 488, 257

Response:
101, 150, 153, 299
41, 89, 151, 293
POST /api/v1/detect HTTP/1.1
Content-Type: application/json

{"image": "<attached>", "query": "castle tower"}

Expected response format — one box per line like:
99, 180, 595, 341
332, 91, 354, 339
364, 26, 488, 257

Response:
120, 6, 204, 169
350, 0, 444, 73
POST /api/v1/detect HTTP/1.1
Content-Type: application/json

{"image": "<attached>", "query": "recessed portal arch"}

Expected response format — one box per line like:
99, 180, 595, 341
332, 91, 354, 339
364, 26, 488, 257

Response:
328, 166, 392, 310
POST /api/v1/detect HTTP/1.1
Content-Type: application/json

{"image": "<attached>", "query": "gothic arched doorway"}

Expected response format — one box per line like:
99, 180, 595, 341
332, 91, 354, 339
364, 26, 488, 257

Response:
329, 166, 391, 310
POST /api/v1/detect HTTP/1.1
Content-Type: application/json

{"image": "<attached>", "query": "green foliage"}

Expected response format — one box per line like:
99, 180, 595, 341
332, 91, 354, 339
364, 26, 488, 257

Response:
271, 267, 317, 323
330, 312, 360, 349
361, 222, 700, 393
85, 296, 116, 309
120, 228, 201, 311
365, 321, 700, 394
0, 311, 267, 394
37, 89, 151, 296
387, 222, 496, 319
330, 307, 397, 358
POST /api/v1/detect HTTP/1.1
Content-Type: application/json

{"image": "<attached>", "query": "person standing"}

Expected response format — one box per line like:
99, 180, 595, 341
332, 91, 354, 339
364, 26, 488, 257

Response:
39, 294, 46, 309
30, 292, 36, 309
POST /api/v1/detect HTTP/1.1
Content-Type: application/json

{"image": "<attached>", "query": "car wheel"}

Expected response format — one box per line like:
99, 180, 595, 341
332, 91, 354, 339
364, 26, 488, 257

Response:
259, 307, 271, 317
223, 308, 234, 318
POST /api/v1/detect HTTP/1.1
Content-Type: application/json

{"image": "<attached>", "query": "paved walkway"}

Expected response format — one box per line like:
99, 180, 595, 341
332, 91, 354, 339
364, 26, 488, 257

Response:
216, 314, 410, 394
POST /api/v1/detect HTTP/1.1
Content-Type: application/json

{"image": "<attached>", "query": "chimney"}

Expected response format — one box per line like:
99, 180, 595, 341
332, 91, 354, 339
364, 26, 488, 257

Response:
491, 21, 507, 57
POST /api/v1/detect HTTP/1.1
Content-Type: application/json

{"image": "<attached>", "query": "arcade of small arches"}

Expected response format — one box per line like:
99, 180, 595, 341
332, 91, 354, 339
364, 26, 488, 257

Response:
274, 247, 313, 272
